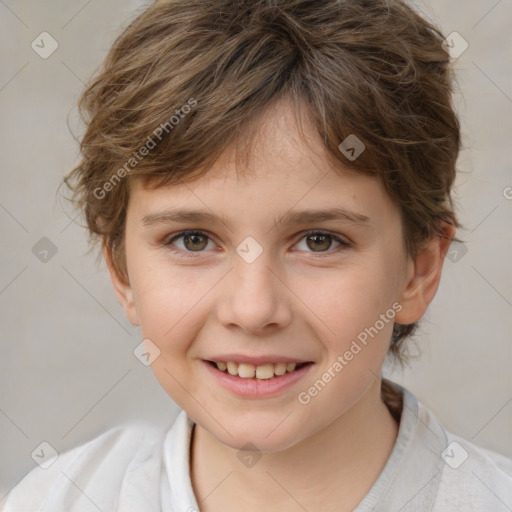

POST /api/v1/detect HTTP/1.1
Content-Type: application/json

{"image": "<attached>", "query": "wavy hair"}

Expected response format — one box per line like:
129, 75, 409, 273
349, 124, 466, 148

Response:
63, 0, 462, 368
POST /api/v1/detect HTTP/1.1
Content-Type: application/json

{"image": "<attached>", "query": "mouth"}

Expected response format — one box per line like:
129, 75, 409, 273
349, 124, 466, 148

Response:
202, 358, 315, 398
205, 360, 312, 380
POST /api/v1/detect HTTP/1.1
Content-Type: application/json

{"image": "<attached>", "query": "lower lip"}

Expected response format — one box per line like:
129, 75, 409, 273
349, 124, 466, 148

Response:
202, 360, 314, 398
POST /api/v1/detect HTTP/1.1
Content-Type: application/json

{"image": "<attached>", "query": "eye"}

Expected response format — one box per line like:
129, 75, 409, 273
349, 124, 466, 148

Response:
165, 230, 216, 257
165, 229, 350, 259
293, 230, 351, 255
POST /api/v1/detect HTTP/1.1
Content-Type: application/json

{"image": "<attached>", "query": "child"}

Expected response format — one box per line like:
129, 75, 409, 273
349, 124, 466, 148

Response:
3, 0, 512, 510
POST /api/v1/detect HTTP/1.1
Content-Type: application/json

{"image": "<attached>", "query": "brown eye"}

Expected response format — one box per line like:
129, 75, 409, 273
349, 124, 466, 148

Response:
167, 230, 214, 254
305, 233, 332, 252
182, 232, 208, 251
294, 230, 350, 255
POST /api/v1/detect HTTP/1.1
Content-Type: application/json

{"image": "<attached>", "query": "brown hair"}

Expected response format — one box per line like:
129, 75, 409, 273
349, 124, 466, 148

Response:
63, 0, 462, 366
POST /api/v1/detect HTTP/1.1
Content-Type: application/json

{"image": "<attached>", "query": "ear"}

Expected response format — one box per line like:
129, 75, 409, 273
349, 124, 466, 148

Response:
394, 221, 456, 325
102, 242, 140, 326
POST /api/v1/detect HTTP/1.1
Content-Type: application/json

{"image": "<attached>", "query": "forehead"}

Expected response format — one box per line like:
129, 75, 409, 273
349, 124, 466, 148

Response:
127, 99, 400, 231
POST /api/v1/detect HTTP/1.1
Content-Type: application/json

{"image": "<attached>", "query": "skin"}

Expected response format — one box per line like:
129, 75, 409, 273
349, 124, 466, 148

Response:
105, 100, 454, 511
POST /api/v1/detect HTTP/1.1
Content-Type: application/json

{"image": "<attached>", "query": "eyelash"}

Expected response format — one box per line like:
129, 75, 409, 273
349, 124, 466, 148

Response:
164, 229, 351, 259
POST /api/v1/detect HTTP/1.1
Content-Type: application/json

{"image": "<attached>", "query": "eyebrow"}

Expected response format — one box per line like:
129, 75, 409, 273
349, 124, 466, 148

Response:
141, 207, 372, 229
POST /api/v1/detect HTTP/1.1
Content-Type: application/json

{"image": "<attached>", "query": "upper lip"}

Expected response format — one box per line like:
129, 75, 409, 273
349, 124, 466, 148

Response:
204, 354, 313, 365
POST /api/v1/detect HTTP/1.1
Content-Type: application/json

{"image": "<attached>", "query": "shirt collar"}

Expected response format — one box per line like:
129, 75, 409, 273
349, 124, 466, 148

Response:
354, 379, 447, 511
163, 379, 447, 511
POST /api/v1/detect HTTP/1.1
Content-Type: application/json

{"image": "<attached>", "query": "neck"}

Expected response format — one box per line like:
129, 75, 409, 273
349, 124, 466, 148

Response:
190, 378, 399, 512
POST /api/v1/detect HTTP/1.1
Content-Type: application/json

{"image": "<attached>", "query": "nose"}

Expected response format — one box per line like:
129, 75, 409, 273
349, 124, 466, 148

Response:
216, 249, 292, 336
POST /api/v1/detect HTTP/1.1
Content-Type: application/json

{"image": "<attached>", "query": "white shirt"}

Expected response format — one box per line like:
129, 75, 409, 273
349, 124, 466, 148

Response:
2, 380, 512, 511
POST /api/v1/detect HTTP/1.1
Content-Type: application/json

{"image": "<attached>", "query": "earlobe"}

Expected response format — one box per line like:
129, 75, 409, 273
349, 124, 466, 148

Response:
102, 243, 140, 326
394, 222, 456, 325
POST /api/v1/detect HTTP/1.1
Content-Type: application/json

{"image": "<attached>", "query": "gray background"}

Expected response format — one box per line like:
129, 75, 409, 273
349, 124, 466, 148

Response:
1, 0, 511, 498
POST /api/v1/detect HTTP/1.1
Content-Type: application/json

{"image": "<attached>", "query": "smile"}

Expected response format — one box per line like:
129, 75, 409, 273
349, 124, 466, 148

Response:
202, 357, 315, 397
207, 360, 309, 379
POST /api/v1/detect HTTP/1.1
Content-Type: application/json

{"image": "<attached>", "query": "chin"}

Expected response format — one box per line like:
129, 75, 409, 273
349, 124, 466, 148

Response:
203, 414, 309, 454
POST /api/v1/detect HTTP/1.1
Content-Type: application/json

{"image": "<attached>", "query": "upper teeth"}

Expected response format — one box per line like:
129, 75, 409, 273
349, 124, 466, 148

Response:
215, 361, 298, 379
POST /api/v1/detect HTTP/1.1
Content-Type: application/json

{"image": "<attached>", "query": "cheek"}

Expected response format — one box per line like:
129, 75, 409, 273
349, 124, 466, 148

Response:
294, 269, 398, 419
128, 260, 213, 403
128, 244, 212, 328
298, 259, 399, 347
128, 263, 229, 403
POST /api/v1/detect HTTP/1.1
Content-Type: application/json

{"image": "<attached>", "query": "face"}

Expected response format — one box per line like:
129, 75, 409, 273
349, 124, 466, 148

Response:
108, 101, 442, 452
